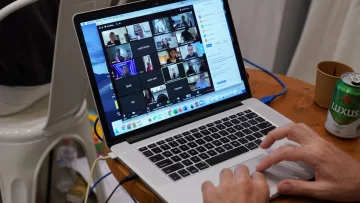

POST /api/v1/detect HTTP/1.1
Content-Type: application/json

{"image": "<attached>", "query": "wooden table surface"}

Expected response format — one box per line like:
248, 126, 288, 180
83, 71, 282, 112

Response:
105, 68, 360, 203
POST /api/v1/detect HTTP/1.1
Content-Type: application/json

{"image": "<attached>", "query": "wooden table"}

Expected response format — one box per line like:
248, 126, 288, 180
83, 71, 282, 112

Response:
105, 69, 360, 203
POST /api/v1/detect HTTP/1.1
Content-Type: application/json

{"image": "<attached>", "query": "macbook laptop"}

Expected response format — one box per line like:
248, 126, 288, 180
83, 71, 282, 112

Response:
73, 0, 314, 202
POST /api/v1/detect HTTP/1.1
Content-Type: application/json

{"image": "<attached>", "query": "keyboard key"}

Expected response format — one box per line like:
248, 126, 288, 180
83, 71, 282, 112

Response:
238, 116, 248, 122
179, 145, 190, 151
219, 137, 230, 143
188, 142, 198, 148
165, 137, 174, 142
230, 141, 241, 147
196, 146, 207, 153
219, 130, 229, 136
157, 140, 165, 145
248, 120, 258, 125
234, 125, 244, 131
195, 162, 210, 170
226, 127, 237, 134
177, 138, 187, 145
190, 129, 199, 133
163, 163, 184, 174
227, 134, 238, 141
182, 159, 192, 166
260, 126, 276, 136
214, 120, 222, 124
171, 148, 181, 154
203, 136, 214, 142
206, 123, 215, 127
245, 142, 259, 150
254, 139, 262, 146
201, 130, 211, 136
207, 150, 217, 157
169, 173, 182, 181
236, 112, 245, 116
206, 146, 249, 166
235, 131, 245, 138
171, 155, 182, 162
212, 140, 222, 146
229, 115, 237, 119
143, 150, 154, 157
139, 147, 148, 152
204, 143, 215, 150
192, 132, 203, 138
223, 122, 233, 127
241, 122, 251, 128
174, 134, 182, 139
245, 112, 258, 119
199, 126, 207, 130
195, 139, 206, 145
223, 144, 233, 150
242, 129, 253, 135
238, 138, 249, 144
244, 110, 252, 114
168, 141, 179, 148
156, 159, 174, 168
210, 133, 221, 139
216, 124, 226, 130
199, 153, 210, 160
245, 135, 256, 141
185, 135, 196, 141
182, 131, 191, 136
152, 147, 162, 154
255, 117, 265, 122
162, 151, 173, 158
230, 119, 241, 125
179, 152, 190, 159
148, 144, 156, 148
250, 126, 260, 132
160, 144, 171, 151
187, 166, 199, 174
208, 127, 219, 133
178, 169, 190, 177
190, 156, 201, 163
215, 147, 226, 154
253, 132, 263, 138
188, 149, 199, 156
149, 154, 165, 163
257, 122, 273, 129
222, 117, 230, 121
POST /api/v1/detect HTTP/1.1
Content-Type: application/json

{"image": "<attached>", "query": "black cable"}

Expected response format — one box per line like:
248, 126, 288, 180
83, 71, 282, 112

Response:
94, 117, 103, 141
105, 173, 139, 203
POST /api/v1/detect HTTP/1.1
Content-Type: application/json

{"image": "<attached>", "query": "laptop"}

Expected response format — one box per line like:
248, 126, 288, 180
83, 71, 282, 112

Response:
73, 0, 314, 202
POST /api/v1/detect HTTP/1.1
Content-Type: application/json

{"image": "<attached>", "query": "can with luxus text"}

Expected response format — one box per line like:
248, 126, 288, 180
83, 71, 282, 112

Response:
325, 72, 360, 138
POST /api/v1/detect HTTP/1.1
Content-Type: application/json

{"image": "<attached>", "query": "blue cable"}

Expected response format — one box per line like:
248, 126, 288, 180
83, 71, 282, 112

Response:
89, 172, 112, 194
243, 58, 287, 104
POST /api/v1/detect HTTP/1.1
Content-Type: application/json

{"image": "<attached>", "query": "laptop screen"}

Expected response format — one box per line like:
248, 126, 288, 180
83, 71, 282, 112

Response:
80, 0, 246, 137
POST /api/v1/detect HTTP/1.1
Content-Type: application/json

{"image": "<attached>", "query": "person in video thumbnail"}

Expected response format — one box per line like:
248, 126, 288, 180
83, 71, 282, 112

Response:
144, 89, 155, 104
122, 65, 133, 78
161, 39, 170, 49
186, 65, 196, 75
200, 60, 208, 72
136, 24, 148, 40
167, 48, 181, 64
185, 44, 199, 59
196, 73, 210, 89
115, 48, 125, 62
181, 26, 193, 42
146, 62, 154, 72
107, 32, 120, 46
181, 15, 191, 28
171, 68, 178, 79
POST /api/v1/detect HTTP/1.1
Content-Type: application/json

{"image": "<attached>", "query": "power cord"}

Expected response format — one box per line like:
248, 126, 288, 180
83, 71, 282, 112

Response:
94, 117, 103, 141
0, 0, 38, 21
243, 58, 287, 104
105, 173, 139, 203
89, 172, 112, 194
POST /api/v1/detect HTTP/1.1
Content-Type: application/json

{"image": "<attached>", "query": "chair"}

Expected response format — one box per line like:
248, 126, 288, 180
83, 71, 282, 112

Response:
0, 0, 111, 202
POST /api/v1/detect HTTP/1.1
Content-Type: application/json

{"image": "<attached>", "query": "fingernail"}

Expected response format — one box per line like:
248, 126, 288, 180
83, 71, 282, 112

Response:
279, 183, 291, 193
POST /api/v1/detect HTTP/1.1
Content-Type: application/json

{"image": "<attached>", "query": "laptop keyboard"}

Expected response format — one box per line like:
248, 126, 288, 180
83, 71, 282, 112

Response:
138, 109, 276, 181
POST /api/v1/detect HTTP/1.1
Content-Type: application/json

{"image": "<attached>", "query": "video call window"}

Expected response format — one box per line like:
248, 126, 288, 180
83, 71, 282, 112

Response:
112, 60, 137, 79
163, 64, 186, 83
158, 48, 183, 66
106, 43, 133, 64
153, 32, 179, 51
179, 42, 204, 61
152, 18, 172, 35
171, 12, 195, 30
126, 22, 153, 41
175, 27, 199, 45
102, 27, 130, 47
187, 72, 211, 91
143, 84, 170, 105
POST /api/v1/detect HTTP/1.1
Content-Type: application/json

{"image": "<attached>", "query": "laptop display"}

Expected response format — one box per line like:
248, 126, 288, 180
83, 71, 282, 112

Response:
79, 0, 246, 137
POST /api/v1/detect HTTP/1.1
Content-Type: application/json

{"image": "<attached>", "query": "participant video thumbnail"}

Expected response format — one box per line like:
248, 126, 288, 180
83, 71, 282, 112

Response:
179, 42, 204, 60
175, 27, 199, 44
171, 12, 195, 30
153, 33, 179, 51
143, 84, 169, 105
158, 48, 183, 65
102, 27, 130, 46
134, 53, 160, 73
152, 18, 172, 35
106, 44, 133, 64
111, 60, 137, 79
183, 58, 203, 76
187, 72, 211, 91
126, 22, 153, 41
162, 64, 186, 83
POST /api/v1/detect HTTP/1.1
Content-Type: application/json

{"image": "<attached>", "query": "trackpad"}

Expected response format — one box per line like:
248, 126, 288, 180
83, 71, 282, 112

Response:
230, 154, 314, 188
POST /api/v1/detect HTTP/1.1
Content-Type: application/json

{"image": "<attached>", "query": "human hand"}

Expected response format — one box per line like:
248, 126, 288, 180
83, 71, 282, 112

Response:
202, 165, 269, 203
256, 123, 360, 202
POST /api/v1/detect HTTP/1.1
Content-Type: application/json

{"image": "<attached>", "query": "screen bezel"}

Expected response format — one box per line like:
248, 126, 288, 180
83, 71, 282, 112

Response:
73, 0, 252, 148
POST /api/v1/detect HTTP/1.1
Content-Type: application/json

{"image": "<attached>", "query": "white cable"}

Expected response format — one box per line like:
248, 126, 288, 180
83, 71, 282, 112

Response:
0, 0, 39, 21
84, 155, 111, 203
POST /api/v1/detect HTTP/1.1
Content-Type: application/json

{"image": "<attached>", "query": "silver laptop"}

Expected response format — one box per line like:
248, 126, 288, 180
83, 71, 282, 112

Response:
73, 0, 314, 202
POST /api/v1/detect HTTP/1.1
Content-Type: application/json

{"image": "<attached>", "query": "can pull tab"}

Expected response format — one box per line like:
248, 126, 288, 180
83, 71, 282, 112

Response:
350, 73, 360, 85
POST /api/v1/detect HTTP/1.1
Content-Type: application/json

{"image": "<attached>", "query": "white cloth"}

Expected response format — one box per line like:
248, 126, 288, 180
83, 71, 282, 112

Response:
287, 0, 360, 85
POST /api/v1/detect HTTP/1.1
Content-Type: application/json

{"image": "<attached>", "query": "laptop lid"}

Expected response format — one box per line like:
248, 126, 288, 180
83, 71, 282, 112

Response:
74, 0, 251, 147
